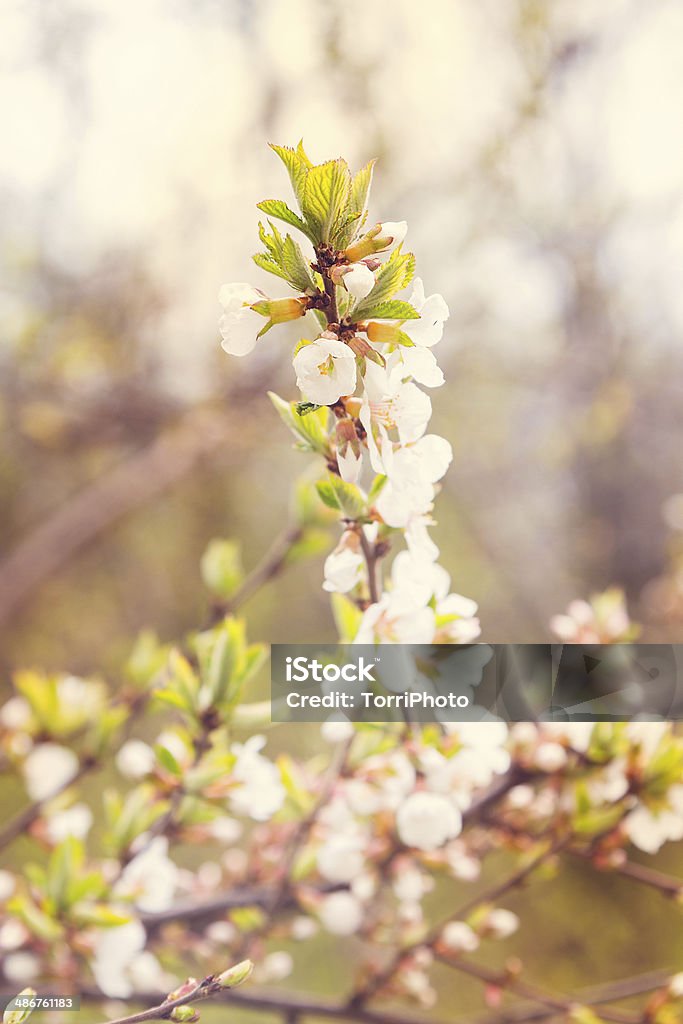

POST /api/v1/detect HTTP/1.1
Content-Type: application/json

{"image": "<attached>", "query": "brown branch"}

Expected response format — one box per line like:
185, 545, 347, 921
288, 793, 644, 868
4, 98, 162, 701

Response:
358, 527, 380, 605
0, 759, 96, 852
75, 970, 670, 1024
350, 836, 567, 1008
570, 850, 682, 898
214, 523, 304, 620
93, 964, 253, 1024
0, 407, 239, 630
434, 955, 639, 1024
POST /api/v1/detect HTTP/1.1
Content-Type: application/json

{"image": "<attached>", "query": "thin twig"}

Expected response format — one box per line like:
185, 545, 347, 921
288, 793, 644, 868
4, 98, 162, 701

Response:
218, 524, 304, 619
75, 970, 671, 1024
434, 955, 639, 1024
350, 837, 567, 1007
94, 968, 250, 1024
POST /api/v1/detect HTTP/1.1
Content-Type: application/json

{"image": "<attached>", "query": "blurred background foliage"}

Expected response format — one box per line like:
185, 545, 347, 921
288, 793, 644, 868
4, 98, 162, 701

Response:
3, 0, 683, 673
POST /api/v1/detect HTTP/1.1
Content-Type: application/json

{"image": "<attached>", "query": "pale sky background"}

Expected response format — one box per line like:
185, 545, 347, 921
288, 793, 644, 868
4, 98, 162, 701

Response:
2, 0, 683, 393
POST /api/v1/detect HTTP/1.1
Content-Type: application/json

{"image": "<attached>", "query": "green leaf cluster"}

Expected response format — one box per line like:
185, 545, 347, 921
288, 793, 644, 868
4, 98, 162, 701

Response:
263, 141, 375, 249
154, 618, 266, 722
254, 220, 317, 293
10, 838, 128, 936
352, 246, 416, 320
315, 474, 366, 519
252, 141, 376, 290
268, 391, 330, 454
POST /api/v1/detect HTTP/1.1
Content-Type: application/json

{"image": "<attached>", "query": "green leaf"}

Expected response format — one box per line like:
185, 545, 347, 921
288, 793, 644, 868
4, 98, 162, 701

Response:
197, 618, 246, 710
70, 903, 132, 928
268, 391, 330, 454
255, 221, 316, 293
200, 539, 244, 600
8, 895, 63, 941
269, 141, 310, 210
295, 401, 322, 416
363, 299, 420, 320
256, 199, 310, 237
316, 475, 366, 518
331, 593, 363, 643
3, 988, 37, 1024
155, 744, 182, 777
396, 330, 415, 347
316, 480, 342, 511
352, 248, 415, 319
368, 474, 388, 503
302, 159, 352, 245
350, 159, 375, 226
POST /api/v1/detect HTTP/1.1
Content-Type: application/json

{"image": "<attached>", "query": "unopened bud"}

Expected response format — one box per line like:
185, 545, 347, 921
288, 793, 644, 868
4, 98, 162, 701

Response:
4, 990, 37, 1024
167, 980, 199, 1002
170, 1007, 198, 1023
216, 959, 255, 989
344, 221, 407, 262
329, 263, 375, 300
335, 419, 361, 459
267, 297, 309, 324
366, 321, 399, 345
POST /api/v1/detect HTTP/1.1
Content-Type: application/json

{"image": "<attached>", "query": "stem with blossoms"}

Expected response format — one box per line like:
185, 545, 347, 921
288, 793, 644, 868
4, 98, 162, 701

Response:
218, 141, 480, 644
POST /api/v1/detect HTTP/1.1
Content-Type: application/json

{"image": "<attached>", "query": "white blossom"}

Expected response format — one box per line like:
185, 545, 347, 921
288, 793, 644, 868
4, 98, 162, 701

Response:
208, 816, 243, 844
261, 951, 294, 982
317, 834, 365, 883
23, 744, 78, 801
116, 739, 155, 779
92, 920, 147, 997
117, 837, 178, 912
441, 921, 479, 953
321, 717, 355, 743
404, 278, 450, 347
0, 870, 16, 902
230, 735, 286, 821
0, 920, 28, 951
218, 282, 265, 357
3, 952, 40, 985
625, 790, 683, 854
396, 345, 445, 387
377, 220, 408, 251
343, 263, 375, 299
45, 803, 93, 843
486, 908, 520, 938
291, 916, 318, 941
318, 891, 363, 935
375, 435, 452, 529
534, 742, 568, 772
0, 697, 31, 730
396, 791, 462, 851
293, 333, 357, 405
354, 593, 436, 644
322, 546, 364, 594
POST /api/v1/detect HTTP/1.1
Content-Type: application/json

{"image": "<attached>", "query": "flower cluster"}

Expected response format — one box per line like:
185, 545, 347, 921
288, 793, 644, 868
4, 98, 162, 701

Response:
550, 587, 639, 644
218, 142, 479, 644
1, 659, 682, 1021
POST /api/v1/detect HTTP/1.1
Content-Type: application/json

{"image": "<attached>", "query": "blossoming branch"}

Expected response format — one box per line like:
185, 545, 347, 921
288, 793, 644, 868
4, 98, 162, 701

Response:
219, 142, 479, 644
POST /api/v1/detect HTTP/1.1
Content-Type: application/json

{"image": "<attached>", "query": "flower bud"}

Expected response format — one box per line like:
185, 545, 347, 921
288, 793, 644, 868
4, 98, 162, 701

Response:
366, 321, 399, 345
166, 980, 199, 1002
344, 221, 407, 262
170, 1008, 198, 1023
3, 990, 36, 1024
330, 264, 375, 300
216, 959, 255, 989
266, 297, 309, 325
